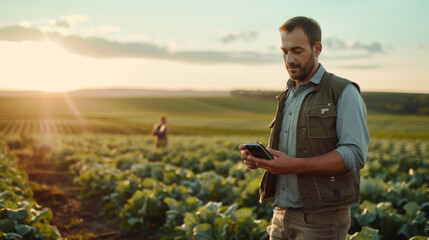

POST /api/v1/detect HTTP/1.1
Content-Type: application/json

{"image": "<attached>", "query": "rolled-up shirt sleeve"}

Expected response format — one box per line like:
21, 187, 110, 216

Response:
334, 83, 370, 172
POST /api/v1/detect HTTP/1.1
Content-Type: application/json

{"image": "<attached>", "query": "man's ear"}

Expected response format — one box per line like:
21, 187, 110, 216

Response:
314, 41, 322, 57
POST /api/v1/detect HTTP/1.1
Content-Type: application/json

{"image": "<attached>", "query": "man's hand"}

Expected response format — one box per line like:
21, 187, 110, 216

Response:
240, 144, 348, 175
239, 144, 297, 174
258, 148, 298, 175
239, 144, 260, 169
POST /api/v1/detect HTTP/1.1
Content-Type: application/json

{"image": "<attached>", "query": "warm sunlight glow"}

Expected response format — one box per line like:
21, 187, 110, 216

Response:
0, 40, 285, 92
1, 41, 76, 92
62, 93, 87, 132
1, 40, 428, 93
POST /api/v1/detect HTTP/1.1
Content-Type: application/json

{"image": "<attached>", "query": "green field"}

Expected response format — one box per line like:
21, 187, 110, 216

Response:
1, 95, 428, 239
1, 95, 428, 139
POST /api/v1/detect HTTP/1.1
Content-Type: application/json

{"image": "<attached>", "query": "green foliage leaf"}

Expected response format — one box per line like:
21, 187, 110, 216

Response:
232, 207, 252, 221
0, 191, 12, 201
397, 224, 412, 239
30, 209, 50, 224
213, 217, 232, 239
193, 223, 214, 240
15, 224, 35, 236
127, 217, 141, 225
183, 212, 199, 233
403, 201, 419, 217
204, 202, 222, 214
0, 219, 15, 233
32, 223, 61, 240
164, 197, 180, 212
348, 227, 380, 240
409, 236, 429, 240
360, 177, 386, 201
355, 201, 377, 227
6, 208, 27, 221
375, 202, 403, 239
197, 208, 216, 224
151, 169, 163, 181
4, 232, 23, 240
222, 203, 237, 217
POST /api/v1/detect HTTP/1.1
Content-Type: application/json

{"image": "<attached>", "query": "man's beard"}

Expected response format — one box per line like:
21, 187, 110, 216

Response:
287, 52, 316, 81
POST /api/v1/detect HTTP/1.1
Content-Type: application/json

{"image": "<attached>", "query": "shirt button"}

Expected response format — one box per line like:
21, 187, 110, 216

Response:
289, 112, 292, 115
285, 130, 288, 134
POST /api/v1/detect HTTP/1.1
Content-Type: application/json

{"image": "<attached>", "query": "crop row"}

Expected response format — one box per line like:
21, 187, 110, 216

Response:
0, 119, 140, 135
0, 138, 61, 240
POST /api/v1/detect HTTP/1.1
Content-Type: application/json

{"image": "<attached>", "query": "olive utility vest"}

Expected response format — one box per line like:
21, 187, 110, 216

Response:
259, 71, 361, 213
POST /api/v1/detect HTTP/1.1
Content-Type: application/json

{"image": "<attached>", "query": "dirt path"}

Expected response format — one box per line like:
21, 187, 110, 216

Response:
14, 147, 119, 240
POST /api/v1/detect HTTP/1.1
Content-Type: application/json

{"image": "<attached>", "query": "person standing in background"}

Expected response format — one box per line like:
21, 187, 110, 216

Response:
152, 116, 168, 148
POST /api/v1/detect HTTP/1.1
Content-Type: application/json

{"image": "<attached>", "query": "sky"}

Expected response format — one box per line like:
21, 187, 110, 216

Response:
0, 0, 428, 93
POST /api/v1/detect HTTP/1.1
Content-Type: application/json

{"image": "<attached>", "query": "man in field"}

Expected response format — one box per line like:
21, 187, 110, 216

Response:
152, 115, 168, 148
240, 16, 369, 239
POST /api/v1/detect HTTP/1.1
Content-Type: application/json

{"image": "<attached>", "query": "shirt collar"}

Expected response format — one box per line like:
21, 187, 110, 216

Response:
287, 64, 326, 89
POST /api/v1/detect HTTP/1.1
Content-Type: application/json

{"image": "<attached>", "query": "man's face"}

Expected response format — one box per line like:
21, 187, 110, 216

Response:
281, 28, 320, 82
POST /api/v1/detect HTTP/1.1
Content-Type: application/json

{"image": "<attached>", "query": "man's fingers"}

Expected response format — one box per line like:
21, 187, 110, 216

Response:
267, 148, 279, 157
239, 144, 273, 170
252, 157, 273, 170
243, 159, 258, 169
241, 151, 250, 160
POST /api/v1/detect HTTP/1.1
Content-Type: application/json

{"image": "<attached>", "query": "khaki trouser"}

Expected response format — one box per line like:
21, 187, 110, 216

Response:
269, 207, 350, 240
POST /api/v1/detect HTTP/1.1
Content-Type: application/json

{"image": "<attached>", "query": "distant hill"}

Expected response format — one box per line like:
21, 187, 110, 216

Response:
68, 88, 229, 97
0, 88, 229, 97
0, 90, 53, 97
1, 88, 428, 115
362, 92, 429, 115
231, 90, 429, 115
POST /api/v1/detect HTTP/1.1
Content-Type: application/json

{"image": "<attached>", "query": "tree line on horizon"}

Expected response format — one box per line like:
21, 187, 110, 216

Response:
230, 90, 429, 115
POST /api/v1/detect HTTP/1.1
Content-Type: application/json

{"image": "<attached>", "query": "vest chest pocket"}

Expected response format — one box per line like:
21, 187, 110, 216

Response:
307, 104, 337, 138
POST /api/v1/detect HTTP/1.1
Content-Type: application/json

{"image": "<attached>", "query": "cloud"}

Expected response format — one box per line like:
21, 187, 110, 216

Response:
59, 15, 89, 27
41, 15, 89, 29
55, 19, 70, 28
321, 53, 373, 60
0, 23, 388, 64
220, 30, 258, 43
324, 37, 384, 53
94, 24, 121, 34
350, 41, 383, 53
81, 24, 121, 36
0, 25, 45, 42
17, 21, 32, 28
0, 25, 279, 64
336, 64, 380, 69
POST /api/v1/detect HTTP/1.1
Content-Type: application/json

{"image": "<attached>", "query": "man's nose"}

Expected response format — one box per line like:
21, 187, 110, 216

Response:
285, 53, 297, 66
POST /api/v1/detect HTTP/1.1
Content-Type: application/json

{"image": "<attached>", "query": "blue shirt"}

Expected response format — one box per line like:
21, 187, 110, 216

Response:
273, 64, 370, 208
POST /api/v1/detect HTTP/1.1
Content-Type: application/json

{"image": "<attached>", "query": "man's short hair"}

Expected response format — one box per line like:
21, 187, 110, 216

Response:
279, 16, 321, 47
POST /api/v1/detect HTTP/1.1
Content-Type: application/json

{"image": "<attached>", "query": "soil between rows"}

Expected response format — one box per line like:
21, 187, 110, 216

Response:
14, 147, 162, 240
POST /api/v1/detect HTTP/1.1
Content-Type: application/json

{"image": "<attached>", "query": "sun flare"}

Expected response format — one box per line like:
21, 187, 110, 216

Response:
1, 40, 82, 92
